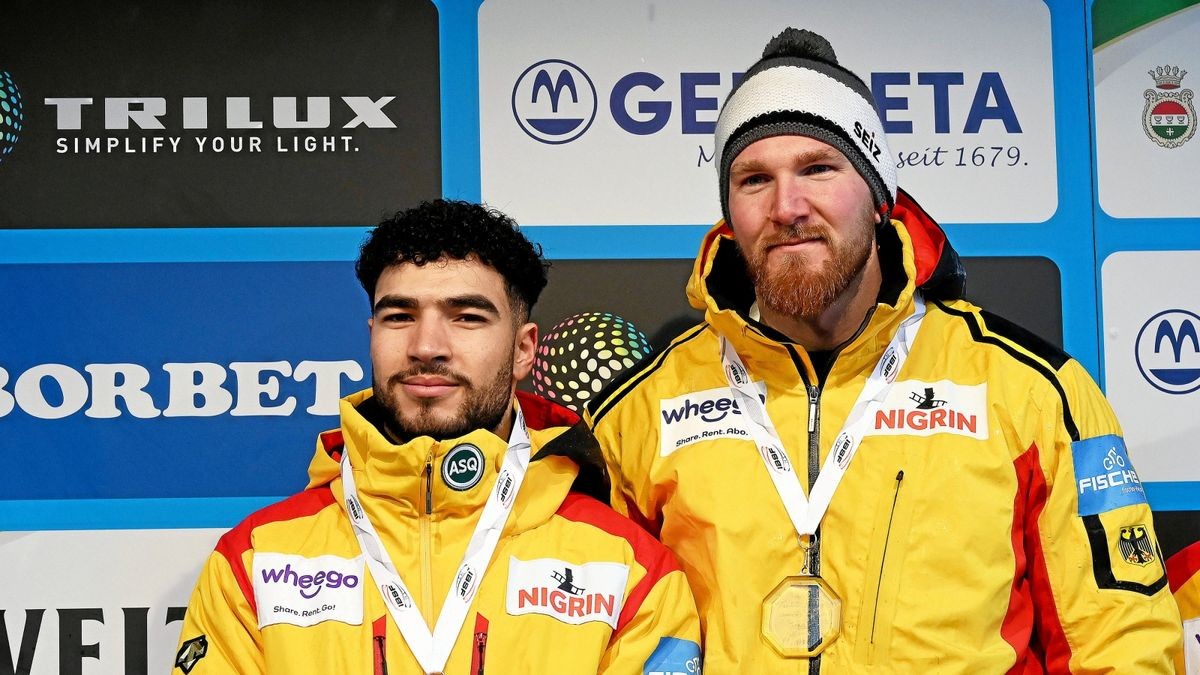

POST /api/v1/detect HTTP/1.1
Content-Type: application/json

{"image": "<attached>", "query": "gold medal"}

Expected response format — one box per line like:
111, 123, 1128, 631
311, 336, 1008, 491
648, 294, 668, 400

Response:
761, 575, 842, 657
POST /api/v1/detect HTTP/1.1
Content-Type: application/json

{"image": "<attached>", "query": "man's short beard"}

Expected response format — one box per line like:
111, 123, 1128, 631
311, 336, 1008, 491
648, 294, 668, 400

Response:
743, 204, 876, 320
373, 357, 514, 442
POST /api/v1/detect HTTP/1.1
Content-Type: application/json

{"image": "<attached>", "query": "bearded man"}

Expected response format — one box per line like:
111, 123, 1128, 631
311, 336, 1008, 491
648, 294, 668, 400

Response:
586, 28, 1181, 673
174, 199, 700, 674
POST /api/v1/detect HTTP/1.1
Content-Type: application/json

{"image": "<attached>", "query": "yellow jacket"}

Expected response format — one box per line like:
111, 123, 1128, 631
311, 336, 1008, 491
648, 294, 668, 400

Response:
175, 389, 701, 674
587, 192, 1181, 673
1169, 542, 1200, 673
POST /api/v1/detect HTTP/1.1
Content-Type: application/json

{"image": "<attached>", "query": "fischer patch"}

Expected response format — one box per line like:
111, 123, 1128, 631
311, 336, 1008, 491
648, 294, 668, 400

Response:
1073, 434, 1147, 516
505, 556, 628, 628
658, 384, 764, 456
253, 552, 365, 628
867, 380, 988, 439
643, 636, 702, 675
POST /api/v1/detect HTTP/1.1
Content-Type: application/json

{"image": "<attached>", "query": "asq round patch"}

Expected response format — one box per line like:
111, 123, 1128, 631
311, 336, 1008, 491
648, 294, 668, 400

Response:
442, 444, 485, 491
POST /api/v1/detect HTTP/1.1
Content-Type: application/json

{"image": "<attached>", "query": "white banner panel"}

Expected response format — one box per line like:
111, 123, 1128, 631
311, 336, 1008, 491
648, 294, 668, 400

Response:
1102, 251, 1200, 482
0, 529, 221, 675
480, 0, 1056, 226
1094, 5, 1200, 218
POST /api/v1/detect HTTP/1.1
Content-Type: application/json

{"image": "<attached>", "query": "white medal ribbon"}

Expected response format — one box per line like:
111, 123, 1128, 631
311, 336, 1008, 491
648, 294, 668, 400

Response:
720, 294, 926, 541
340, 405, 531, 674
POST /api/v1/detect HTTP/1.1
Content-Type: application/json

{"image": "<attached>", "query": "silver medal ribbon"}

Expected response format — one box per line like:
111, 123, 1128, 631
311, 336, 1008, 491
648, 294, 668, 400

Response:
720, 294, 926, 540
340, 405, 531, 674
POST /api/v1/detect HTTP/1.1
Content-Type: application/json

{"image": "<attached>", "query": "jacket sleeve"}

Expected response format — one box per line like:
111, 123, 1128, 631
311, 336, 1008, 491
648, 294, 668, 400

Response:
1167, 541, 1200, 674
585, 398, 663, 535
598, 552, 702, 674
173, 544, 264, 674
1025, 358, 1182, 673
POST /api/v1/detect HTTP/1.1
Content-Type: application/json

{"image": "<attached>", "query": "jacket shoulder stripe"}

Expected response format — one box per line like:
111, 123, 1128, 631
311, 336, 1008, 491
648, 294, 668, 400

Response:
1167, 540, 1200, 594
978, 310, 1070, 370
932, 300, 1080, 441
214, 488, 337, 614
554, 493, 682, 633
586, 323, 709, 426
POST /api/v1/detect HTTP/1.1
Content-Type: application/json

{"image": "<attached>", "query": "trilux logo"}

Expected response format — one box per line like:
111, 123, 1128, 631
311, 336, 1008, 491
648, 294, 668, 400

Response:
260, 564, 359, 599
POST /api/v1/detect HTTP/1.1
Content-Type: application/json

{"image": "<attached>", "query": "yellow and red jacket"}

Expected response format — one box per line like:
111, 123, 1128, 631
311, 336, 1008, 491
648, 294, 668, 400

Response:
1169, 541, 1200, 673
586, 191, 1181, 673
175, 389, 701, 675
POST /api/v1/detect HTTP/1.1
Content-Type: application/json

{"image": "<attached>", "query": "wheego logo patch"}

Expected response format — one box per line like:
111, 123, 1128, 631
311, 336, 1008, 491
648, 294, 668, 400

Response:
1184, 617, 1200, 674
253, 553, 365, 628
506, 556, 629, 628
443, 443, 485, 491
1135, 309, 1200, 394
1072, 434, 1147, 516
643, 636, 702, 675
259, 561, 359, 599
658, 384, 763, 456
868, 380, 988, 439
512, 59, 598, 144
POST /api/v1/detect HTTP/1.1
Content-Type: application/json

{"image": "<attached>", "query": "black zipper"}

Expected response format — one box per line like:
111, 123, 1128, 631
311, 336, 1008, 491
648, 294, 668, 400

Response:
424, 462, 433, 515
870, 470, 905, 646
475, 631, 488, 675
373, 634, 388, 675
771, 309, 876, 674
784, 344, 824, 675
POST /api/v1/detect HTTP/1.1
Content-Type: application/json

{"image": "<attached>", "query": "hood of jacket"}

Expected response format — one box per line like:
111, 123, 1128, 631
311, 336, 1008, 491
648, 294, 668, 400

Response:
305, 388, 610, 536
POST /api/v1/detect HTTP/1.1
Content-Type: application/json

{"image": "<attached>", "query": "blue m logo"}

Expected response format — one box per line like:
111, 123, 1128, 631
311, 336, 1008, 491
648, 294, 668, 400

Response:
512, 59, 597, 144
532, 70, 579, 113
1154, 317, 1199, 362
1136, 309, 1200, 394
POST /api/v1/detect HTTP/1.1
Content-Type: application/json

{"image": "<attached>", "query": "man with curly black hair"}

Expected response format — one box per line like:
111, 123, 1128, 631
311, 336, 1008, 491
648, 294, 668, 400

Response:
174, 199, 701, 675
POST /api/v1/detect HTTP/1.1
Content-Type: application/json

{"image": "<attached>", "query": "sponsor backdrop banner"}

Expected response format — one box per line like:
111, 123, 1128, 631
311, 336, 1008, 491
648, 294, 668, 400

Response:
1093, 1, 1200, 219
1091, 0, 1200, 515
1102, 252, 1200, 483
480, 0, 1055, 227
0, 2, 1196, 672
0, 262, 369, 500
0, 0, 441, 228
0, 529, 220, 675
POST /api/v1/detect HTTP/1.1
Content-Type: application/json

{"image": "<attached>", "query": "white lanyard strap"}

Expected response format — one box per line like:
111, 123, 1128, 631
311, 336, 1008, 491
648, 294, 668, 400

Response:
341, 405, 532, 674
720, 294, 926, 539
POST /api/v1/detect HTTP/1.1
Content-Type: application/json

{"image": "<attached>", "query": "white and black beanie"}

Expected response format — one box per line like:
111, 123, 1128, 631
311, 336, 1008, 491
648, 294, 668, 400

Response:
715, 28, 897, 226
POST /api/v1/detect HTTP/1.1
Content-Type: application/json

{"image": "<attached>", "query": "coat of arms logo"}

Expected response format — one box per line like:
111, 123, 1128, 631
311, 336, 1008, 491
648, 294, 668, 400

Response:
1143, 65, 1195, 149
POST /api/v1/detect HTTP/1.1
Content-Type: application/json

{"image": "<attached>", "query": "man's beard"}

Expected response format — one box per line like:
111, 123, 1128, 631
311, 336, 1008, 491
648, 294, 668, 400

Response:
373, 356, 514, 442
742, 205, 876, 320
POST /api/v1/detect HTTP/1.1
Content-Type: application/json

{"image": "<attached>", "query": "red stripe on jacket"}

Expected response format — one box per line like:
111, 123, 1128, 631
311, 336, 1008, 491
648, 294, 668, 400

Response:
214, 487, 337, 615
554, 492, 682, 633
1168, 540, 1200, 594
1003, 443, 1071, 674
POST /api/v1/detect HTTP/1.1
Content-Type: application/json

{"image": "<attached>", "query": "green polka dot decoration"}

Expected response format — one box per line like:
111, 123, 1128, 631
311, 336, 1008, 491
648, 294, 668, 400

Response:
532, 312, 652, 412
0, 71, 23, 165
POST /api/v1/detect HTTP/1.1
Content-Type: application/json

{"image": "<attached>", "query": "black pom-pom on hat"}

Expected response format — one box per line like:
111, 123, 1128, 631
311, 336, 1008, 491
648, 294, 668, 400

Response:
761, 27, 838, 65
